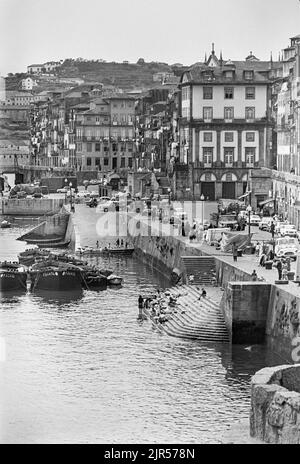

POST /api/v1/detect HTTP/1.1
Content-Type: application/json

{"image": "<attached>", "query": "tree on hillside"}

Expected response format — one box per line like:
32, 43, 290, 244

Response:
137, 58, 145, 65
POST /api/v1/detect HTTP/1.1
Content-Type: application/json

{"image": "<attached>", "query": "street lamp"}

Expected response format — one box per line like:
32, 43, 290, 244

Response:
69, 182, 75, 212
64, 178, 68, 203
247, 205, 252, 240
200, 194, 205, 227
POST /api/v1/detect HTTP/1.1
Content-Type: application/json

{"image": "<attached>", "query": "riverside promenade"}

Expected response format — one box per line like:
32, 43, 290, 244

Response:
69, 204, 300, 297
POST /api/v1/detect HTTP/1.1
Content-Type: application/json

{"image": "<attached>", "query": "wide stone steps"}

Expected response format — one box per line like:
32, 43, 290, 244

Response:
145, 284, 229, 342
181, 256, 217, 286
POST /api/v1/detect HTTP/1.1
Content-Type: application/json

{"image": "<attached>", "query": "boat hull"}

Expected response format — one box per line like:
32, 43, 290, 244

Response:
0, 271, 27, 292
84, 275, 108, 290
30, 269, 83, 292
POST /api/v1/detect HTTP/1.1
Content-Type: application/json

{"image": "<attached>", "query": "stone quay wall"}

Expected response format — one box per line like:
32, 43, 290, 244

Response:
1, 198, 63, 216
250, 365, 300, 444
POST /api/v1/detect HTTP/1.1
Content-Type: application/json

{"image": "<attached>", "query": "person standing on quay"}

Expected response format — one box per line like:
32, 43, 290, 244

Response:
277, 260, 282, 280
233, 245, 238, 262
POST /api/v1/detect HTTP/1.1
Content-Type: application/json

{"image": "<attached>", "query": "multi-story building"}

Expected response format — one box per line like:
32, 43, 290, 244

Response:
21, 77, 38, 90
27, 61, 62, 74
276, 35, 300, 174
178, 47, 282, 204
75, 95, 136, 173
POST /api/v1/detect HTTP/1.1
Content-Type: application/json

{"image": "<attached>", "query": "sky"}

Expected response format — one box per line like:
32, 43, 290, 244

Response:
1, 0, 300, 76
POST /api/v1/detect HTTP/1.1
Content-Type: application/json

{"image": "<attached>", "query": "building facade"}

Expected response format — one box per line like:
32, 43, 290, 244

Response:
76, 96, 136, 173
178, 49, 282, 204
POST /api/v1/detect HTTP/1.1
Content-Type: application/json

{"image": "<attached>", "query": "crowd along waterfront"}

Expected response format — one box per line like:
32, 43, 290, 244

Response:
0, 219, 287, 444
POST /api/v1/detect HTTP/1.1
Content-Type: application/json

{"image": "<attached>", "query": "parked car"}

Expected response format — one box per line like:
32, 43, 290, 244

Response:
219, 214, 238, 229
97, 200, 115, 212
280, 224, 297, 238
275, 237, 299, 260
259, 217, 273, 231
86, 198, 98, 208
274, 221, 287, 234
57, 187, 68, 193
246, 214, 261, 226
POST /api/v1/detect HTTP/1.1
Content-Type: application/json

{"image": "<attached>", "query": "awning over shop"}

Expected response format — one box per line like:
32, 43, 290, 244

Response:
259, 198, 275, 207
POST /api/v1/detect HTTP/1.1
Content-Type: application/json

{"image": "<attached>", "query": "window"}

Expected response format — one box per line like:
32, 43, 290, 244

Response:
95, 142, 101, 152
224, 107, 234, 120
120, 158, 126, 168
87, 143, 92, 152
203, 87, 213, 99
246, 132, 255, 142
246, 147, 256, 166
128, 157, 133, 168
127, 142, 133, 152
120, 144, 126, 152
96, 116, 100, 123
203, 132, 213, 142
86, 116, 92, 122
246, 87, 255, 99
203, 107, 213, 120
245, 107, 255, 120
225, 132, 234, 142
87, 157, 92, 166
224, 87, 234, 99
203, 147, 213, 165
224, 148, 234, 166
244, 70, 254, 80
103, 145, 109, 152
104, 158, 109, 166
112, 143, 118, 152
95, 158, 101, 166
224, 70, 234, 79
77, 143, 82, 151
112, 158, 117, 169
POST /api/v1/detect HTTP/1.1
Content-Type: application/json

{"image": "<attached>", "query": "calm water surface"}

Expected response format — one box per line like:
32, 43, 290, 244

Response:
0, 223, 286, 444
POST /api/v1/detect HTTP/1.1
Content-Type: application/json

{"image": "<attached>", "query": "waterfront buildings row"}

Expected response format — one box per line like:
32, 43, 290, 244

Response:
4, 37, 300, 214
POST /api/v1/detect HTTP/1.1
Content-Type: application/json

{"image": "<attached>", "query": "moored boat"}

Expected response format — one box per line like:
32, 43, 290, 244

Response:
107, 274, 123, 286
0, 262, 27, 292
77, 246, 134, 256
83, 273, 107, 290
30, 261, 83, 292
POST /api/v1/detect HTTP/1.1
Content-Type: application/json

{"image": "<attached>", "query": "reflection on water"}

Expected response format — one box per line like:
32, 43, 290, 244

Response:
32, 290, 84, 305
0, 224, 288, 444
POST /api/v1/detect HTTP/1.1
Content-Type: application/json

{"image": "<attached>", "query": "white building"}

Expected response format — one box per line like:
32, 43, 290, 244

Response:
21, 77, 38, 90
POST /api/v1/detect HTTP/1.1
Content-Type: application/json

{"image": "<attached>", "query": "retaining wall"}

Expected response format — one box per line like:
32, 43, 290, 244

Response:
250, 365, 300, 444
1, 198, 63, 216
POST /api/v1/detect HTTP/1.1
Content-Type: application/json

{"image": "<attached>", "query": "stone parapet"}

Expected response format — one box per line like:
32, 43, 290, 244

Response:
250, 364, 300, 443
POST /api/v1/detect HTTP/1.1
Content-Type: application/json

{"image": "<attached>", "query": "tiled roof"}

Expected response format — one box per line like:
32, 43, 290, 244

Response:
181, 61, 281, 84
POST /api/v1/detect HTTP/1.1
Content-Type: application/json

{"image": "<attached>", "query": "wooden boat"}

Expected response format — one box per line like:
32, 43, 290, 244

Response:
0, 262, 27, 292
18, 248, 50, 266
107, 274, 123, 286
30, 261, 83, 292
77, 246, 134, 256
83, 273, 107, 290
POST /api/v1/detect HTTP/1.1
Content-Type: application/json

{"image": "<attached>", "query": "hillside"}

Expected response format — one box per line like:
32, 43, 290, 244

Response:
57, 59, 188, 90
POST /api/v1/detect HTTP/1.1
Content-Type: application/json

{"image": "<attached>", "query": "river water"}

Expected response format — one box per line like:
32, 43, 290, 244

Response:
0, 222, 287, 444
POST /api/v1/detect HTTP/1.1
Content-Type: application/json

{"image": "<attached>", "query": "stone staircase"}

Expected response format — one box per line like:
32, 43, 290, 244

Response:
145, 285, 230, 343
181, 256, 217, 286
